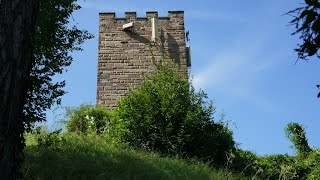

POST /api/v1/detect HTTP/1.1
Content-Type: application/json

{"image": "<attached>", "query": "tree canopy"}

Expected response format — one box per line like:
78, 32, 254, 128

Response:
0, 0, 92, 178
24, 0, 93, 131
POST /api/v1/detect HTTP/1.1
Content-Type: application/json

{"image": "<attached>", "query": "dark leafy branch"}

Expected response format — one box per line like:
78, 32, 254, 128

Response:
287, 0, 320, 98
287, 0, 320, 60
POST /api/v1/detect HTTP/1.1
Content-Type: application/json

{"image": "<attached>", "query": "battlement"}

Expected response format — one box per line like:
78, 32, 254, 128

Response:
99, 11, 184, 21
97, 11, 189, 108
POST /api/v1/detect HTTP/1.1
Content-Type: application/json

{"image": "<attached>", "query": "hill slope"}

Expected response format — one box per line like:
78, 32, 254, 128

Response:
23, 134, 245, 180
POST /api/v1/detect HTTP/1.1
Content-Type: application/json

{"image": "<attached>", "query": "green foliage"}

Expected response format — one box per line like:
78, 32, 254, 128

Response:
231, 149, 300, 179
116, 62, 235, 166
65, 104, 115, 134
230, 149, 258, 176
23, 133, 246, 180
255, 154, 299, 179
286, 122, 311, 157
31, 126, 65, 150
116, 63, 190, 153
300, 149, 320, 179
229, 122, 320, 180
308, 164, 320, 180
23, 0, 93, 131
232, 151, 308, 179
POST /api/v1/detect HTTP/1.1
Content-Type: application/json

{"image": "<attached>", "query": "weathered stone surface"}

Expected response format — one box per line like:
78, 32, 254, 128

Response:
97, 11, 189, 108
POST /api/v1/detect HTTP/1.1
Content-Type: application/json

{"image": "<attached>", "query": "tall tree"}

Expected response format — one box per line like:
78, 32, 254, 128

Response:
287, 0, 320, 97
0, 0, 40, 178
24, 0, 93, 131
0, 0, 92, 178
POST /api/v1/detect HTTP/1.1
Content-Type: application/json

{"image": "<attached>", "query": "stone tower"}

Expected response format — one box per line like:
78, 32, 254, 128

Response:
97, 11, 191, 108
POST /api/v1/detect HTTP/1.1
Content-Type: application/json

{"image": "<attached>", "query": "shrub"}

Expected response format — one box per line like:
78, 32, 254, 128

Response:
308, 166, 320, 180
116, 62, 235, 166
65, 104, 115, 134
255, 154, 297, 179
28, 125, 65, 150
230, 149, 258, 176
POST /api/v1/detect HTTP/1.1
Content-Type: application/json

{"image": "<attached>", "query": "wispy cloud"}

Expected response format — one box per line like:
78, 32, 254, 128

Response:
192, 22, 285, 112
193, 51, 251, 89
193, 32, 268, 89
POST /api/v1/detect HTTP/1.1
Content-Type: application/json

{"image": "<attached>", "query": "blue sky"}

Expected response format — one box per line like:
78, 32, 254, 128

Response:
47, 0, 320, 156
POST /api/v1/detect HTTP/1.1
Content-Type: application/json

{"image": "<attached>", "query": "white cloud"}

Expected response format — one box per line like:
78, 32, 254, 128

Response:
192, 51, 249, 89
192, 33, 265, 90
191, 22, 285, 112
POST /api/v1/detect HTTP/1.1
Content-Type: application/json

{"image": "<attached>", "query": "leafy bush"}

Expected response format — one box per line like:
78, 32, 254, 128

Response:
116, 62, 235, 166
308, 165, 320, 180
256, 154, 298, 179
230, 149, 258, 176
28, 125, 65, 150
65, 104, 115, 134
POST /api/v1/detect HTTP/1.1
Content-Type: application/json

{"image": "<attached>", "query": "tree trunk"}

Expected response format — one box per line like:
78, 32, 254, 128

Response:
0, 0, 39, 179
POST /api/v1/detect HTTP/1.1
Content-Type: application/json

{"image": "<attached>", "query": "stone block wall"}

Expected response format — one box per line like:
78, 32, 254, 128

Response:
97, 11, 190, 108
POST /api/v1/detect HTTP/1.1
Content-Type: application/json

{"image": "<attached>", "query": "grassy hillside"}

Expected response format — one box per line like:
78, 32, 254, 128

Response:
23, 133, 246, 180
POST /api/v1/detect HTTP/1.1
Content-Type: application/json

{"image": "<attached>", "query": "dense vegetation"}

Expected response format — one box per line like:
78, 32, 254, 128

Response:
116, 63, 234, 166
23, 62, 320, 179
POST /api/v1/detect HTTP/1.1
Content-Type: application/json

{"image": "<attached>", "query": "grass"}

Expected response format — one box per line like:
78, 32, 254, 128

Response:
23, 133, 246, 180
